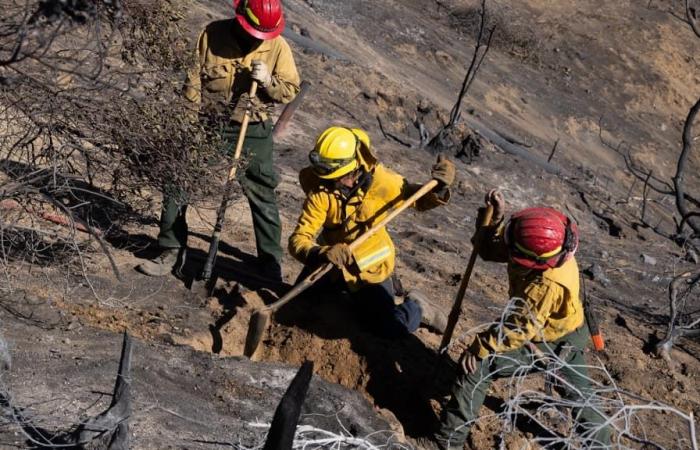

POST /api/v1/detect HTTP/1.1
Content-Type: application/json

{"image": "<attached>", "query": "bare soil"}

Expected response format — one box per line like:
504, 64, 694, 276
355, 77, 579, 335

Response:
2, 0, 700, 448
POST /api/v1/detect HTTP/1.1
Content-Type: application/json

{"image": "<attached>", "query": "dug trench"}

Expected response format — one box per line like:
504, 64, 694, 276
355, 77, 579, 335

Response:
47, 264, 466, 439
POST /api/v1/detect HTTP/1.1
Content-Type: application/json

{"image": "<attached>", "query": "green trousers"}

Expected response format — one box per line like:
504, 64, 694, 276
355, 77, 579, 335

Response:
157, 120, 282, 263
436, 326, 611, 448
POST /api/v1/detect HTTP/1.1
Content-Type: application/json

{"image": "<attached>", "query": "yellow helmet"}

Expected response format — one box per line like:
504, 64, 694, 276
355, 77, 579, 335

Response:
309, 126, 367, 179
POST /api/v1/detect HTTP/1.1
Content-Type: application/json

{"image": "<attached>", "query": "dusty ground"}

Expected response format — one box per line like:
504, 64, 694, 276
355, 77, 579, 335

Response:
1, 0, 700, 448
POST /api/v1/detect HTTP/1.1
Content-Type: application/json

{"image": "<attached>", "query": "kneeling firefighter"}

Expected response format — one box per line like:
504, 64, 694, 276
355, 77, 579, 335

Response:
423, 190, 612, 449
288, 126, 454, 338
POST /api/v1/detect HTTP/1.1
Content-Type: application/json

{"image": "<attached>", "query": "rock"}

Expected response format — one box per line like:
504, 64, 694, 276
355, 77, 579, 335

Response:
0, 333, 10, 371
685, 247, 699, 264
434, 50, 452, 63
583, 263, 610, 286
641, 254, 657, 266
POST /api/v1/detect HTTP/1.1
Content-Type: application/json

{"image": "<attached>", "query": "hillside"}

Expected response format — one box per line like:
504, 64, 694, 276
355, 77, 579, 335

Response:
1, 0, 699, 448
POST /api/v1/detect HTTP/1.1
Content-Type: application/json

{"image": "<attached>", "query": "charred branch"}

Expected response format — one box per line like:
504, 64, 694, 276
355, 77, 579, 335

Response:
75, 331, 132, 449
687, 0, 700, 37
426, 0, 496, 153
263, 361, 314, 450
655, 270, 700, 361
673, 96, 700, 236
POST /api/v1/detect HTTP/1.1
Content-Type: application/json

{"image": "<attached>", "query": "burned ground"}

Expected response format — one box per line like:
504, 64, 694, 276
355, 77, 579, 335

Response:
1, 0, 699, 448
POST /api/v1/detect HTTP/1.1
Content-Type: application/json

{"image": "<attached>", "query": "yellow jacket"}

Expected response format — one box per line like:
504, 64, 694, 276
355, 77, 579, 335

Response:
469, 221, 585, 358
183, 19, 300, 122
289, 145, 449, 291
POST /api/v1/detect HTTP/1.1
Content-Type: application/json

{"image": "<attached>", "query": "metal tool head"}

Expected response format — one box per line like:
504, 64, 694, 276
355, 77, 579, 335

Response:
244, 308, 271, 359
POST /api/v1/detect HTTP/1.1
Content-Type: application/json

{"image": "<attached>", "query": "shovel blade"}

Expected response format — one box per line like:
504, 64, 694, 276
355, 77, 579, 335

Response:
244, 309, 271, 359
190, 275, 215, 301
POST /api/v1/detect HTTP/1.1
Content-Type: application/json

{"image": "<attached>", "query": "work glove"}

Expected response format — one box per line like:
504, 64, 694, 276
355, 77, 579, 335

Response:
319, 243, 354, 269
484, 188, 505, 223
250, 59, 272, 88
431, 154, 455, 188
459, 348, 480, 375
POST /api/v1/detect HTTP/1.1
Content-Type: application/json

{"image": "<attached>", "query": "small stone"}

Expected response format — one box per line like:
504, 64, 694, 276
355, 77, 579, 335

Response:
583, 263, 610, 286
641, 254, 657, 266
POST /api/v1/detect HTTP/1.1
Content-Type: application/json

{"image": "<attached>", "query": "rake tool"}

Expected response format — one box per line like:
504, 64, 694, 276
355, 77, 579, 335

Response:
438, 204, 493, 354
191, 81, 258, 298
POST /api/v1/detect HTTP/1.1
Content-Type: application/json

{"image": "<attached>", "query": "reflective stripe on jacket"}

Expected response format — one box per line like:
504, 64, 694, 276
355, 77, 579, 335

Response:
469, 221, 585, 358
289, 145, 448, 291
183, 19, 300, 122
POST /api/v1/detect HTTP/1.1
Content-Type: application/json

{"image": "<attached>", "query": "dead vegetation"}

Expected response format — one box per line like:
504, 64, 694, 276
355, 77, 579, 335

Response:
0, 0, 699, 448
0, 0, 236, 290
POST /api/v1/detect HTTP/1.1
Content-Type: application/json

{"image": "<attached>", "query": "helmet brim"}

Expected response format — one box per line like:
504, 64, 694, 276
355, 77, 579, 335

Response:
235, 11, 285, 40
510, 253, 571, 270
316, 159, 359, 180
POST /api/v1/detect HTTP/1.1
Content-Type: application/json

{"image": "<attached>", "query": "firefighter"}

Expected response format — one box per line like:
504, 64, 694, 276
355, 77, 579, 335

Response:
288, 126, 454, 337
137, 0, 300, 282
422, 190, 611, 449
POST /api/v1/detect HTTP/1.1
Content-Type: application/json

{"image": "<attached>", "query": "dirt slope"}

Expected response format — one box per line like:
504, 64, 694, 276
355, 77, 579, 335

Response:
1, 0, 699, 448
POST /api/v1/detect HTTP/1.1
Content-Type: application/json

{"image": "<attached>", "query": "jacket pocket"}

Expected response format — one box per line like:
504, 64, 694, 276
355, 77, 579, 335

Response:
352, 232, 393, 272
201, 63, 230, 93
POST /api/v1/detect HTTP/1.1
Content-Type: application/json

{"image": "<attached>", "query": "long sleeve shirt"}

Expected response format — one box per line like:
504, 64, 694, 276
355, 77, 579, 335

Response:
469, 220, 585, 358
183, 19, 300, 122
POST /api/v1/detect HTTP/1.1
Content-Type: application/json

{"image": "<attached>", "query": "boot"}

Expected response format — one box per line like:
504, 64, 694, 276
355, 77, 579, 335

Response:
259, 256, 283, 285
136, 248, 186, 277
406, 290, 448, 334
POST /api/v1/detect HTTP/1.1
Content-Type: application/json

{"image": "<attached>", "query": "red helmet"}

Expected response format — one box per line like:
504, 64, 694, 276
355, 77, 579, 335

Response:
504, 207, 578, 270
233, 0, 285, 40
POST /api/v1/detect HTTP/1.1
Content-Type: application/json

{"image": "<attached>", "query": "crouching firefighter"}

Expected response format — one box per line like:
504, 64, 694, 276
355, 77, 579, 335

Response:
424, 190, 611, 449
288, 126, 453, 338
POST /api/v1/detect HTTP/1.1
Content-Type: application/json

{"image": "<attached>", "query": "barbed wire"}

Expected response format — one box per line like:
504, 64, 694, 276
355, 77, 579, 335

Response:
442, 296, 698, 450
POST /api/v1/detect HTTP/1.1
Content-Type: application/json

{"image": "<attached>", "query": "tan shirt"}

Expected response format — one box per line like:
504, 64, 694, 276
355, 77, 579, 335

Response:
183, 19, 300, 122
469, 222, 585, 358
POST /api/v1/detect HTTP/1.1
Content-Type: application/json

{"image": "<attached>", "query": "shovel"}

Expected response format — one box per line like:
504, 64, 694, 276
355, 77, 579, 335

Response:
438, 204, 493, 354
191, 81, 258, 298
243, 179, 440, 358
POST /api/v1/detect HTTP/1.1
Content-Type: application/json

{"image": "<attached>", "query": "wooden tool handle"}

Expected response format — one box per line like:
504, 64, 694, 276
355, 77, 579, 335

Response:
265, 179, 441, 313
227, 81, 258, 181
439, 204, 494, 353
348, 179, 439, 251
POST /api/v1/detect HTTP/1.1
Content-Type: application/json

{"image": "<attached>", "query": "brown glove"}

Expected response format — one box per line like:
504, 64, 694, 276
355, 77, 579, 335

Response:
320, 244, 354, 269
484, 188, 505, 223
431, 154, 456, 188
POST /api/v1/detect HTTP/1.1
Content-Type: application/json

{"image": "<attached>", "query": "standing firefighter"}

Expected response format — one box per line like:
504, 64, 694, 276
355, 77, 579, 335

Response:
288, 126, 453, 337
425, 190, 611, 449
137, 0, 300, 281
